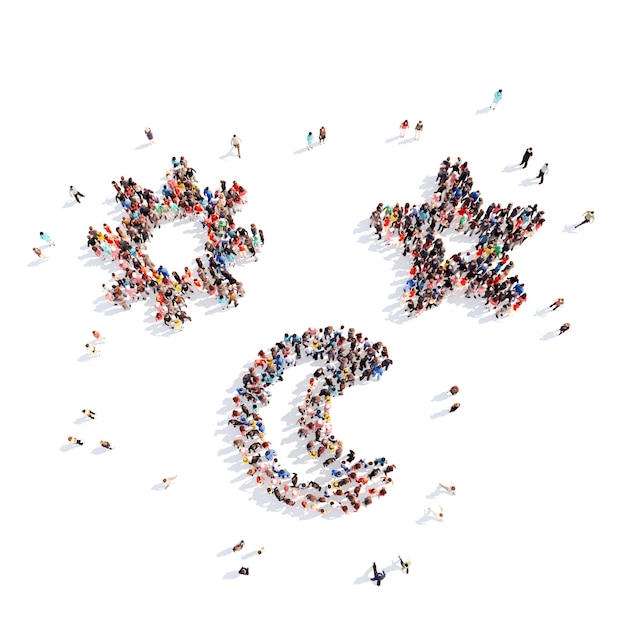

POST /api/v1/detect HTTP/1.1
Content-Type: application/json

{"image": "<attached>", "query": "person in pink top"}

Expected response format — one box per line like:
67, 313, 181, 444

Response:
399, 120, 409, 138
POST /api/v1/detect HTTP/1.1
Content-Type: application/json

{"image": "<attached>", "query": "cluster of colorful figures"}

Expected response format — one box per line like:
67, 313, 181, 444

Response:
370, 157, 546, 318
86, 156, 262, 327
230, 327, 395, 514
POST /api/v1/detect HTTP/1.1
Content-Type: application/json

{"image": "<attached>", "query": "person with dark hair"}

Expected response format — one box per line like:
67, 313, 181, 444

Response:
231, 134, 242, 158
520, 147, 533, 168
449, 385, 459, 395
69, 185, 86, 203
574, 210, 595, 228
399, 120, 409, 138
319, 126, 326, 144
414, 120, 423, 140
232, 540, 245, 552
399, 556, 411, 574
536, 163, 549, 184
490, 89, 503, 110
306, 132, 314, 150
82, 409, 96, 419
371, 562, 386, 586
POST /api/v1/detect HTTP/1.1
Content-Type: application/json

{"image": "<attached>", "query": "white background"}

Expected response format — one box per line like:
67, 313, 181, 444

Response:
2, 0, 624, 623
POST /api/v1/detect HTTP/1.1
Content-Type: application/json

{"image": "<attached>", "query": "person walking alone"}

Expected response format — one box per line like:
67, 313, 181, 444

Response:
162, 475, 178, 489
490, 89, 503, 110
398, 556, 411, 574
548, 298, 564, 311
231, 134, 242, 158
68, 436, 83, 446
144, 127, 155, 143
414, 120, 423, 140
556, 323, 571, 335
82, 409, 96, 419
520, 147, 533, 168
100, 440, 113, 450
536, 163, 549, 184
574, 210, 595, 228
69, 186, 86, 203
371, 562, 386, 586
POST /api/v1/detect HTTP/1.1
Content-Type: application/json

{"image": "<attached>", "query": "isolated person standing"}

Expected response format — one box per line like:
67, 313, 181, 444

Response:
490, 89, 503, 110
574, 210, 595, 228
33, 247, 48, 260
548, 298, 565, 310
144, 127, 154, 143
536, 163, 549, 184
319, 126, 326, 144
557, 323, 571, 335
231, 134, 242, 158
520, 147, 533, 168
414, 120, 423, 140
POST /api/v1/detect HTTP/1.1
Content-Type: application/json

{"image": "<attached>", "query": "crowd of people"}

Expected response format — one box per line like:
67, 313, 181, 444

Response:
86, 157, 262, 327
229, 326, 395, 514
369, 156, 545, 319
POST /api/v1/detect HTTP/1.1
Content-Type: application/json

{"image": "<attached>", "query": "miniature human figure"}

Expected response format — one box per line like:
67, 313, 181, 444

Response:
574, 210, 595, 228
68, 436, 83, 446
92, 330, 105, 343
319, 126, 326, 144
414, 120, 423, 140
39, 232, 55, 246
69, 186, 86, 203
520, 147, 533, 168
144, 127, 155, 143
398, 556, 411, 574
82, 409, 96, 419
233, 540, 245, 552
33, 247, 48, 260
399, 120, 409, 138
449, 402, 460, 412
536, 163, 549, 184
439, 481, 456, 495
306, 132, 314, 150
162, 475, 178, 489
449, 385, 459, 395
557, 323, 571, 335
238, 567, 249, 575
85, 343, 100, 357
549, 298, 564, 310
231, 134, 242, 158
428, 504, 444, 520
257, 546, 265, 555
490, 89, 503, 110
100, 440, 113, 450
371, 562, 386, 586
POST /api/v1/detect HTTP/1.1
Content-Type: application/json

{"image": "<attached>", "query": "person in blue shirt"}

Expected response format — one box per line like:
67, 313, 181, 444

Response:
371, 562, 386, 587
306, 132, 314, 150
490, 89, 503, 110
